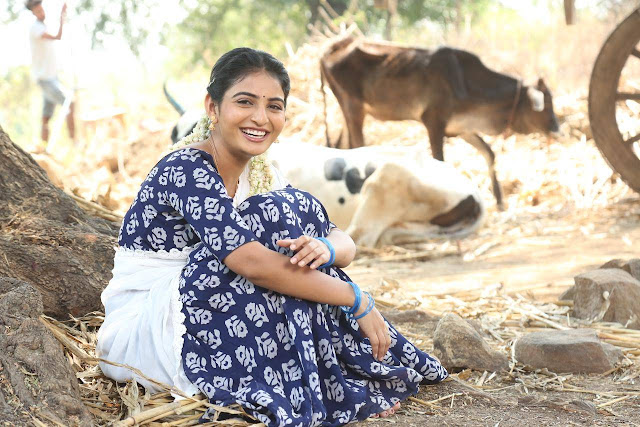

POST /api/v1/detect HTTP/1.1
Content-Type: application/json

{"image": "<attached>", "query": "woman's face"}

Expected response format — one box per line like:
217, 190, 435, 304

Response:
206, 70, 286, 159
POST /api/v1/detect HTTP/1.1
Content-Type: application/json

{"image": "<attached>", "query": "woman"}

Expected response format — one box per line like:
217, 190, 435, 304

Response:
97, 47, 447, 426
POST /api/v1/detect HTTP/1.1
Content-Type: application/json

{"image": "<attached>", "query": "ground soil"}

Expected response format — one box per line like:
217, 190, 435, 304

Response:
346, 196, 640, 426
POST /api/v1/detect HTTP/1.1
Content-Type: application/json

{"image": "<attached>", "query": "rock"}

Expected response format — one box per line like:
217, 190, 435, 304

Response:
382, 309, 438, 324
514, 329, 622, 374
0, 278, 93, 425
558, 286, 576, 301
432, 313, 509, 372
599, 258, 640, 281
572, 268, 640, 328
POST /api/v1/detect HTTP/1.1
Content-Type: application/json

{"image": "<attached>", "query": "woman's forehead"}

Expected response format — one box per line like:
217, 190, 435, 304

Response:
226, 71, 284, 98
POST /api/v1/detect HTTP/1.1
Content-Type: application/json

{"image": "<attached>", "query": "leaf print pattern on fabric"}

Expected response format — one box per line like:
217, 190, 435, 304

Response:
184, 352, 207, 374
118, 148, 256, 260
235, 346, 257, 373
196, 329, 222, 349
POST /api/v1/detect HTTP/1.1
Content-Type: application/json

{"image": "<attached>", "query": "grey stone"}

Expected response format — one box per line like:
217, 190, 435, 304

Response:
599, 258, 640, 281
558, 286, 576, 301
572, 268, 640, 329
433, 313, 509, 373
514, 329, 622, 374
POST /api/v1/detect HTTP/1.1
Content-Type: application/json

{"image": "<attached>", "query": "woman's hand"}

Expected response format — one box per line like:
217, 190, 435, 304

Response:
355, 304, 391, 361
277, 236, 331, 269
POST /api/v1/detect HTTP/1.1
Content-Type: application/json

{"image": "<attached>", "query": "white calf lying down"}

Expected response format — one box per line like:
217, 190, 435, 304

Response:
268, 142, 485, 247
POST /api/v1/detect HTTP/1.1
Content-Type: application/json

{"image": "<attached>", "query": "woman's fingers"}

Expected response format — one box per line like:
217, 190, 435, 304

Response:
288, 236, 330, 268
290, 241, 316, 264
297, 245, 326, 267
355, 307, 390, 361
276, 239, 294, 247
289, 235, 311, 251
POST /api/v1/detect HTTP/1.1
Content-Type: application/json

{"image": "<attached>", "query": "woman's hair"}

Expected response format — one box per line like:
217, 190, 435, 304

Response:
206, 47, 290, 106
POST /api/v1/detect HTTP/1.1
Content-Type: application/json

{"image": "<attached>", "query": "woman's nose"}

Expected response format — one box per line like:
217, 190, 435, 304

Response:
251, 107, 268, 125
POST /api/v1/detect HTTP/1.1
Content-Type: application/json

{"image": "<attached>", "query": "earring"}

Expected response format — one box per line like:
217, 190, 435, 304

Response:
209, 116, 217, 131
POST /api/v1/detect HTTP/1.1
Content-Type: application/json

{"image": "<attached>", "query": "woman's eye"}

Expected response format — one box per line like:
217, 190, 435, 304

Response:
237, 99, 252, 105
270, 104, 283, 111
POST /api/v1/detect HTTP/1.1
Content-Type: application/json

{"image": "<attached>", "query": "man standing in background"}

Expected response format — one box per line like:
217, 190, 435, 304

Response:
26, 0, 76, 146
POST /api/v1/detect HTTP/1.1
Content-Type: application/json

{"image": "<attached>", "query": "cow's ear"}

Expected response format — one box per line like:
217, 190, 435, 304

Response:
537, 78, 549, 92
527, 87, 545, 112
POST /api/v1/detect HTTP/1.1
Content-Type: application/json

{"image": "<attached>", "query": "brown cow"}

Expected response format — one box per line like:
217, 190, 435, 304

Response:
320, 36, 560, 208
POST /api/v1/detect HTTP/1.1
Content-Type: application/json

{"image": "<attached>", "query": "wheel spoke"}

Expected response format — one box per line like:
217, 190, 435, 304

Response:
632, 48, 640, 60
616, 92, 640, 101
626, 133, 640, 146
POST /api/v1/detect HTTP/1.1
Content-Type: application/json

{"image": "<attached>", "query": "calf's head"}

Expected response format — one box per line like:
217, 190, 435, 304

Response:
515, 78, 560, 137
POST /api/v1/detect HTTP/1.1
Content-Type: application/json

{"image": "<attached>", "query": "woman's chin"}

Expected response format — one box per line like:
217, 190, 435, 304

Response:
244, 140, 274, 157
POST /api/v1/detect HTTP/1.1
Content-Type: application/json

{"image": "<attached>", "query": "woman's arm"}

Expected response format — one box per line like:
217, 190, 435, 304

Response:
224, 242, 389, 360
325, 227, 356, 268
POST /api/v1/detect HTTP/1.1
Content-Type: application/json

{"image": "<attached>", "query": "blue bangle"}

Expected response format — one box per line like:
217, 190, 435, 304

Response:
352, 292, 375, 320
341, 281, 362, 316
316, 237, 336, 269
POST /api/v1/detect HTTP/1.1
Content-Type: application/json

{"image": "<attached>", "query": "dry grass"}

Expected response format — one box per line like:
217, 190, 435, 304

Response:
40, 282, 640, 425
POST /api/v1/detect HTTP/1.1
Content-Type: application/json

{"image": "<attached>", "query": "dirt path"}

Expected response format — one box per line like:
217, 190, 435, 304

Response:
345, 195, 640, 426
346, 196, 640, 302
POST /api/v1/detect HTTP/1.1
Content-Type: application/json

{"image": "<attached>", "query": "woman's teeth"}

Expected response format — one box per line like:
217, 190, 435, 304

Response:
242, 129, 266, 137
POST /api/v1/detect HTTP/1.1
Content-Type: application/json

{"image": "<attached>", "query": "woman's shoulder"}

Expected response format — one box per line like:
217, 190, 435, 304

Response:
143, 148, 217, 181
159, 147, 215, 168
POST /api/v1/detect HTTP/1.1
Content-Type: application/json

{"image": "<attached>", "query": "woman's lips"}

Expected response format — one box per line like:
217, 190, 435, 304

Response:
240, 128, 269, 142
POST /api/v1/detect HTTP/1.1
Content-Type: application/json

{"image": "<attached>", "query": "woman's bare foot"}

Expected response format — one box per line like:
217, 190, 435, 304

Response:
371, 402, 401, 418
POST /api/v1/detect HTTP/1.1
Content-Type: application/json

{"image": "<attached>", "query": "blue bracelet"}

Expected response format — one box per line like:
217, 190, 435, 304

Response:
341, 281, 362, 316
352, 292, 375, 320
316, 237, 336, 269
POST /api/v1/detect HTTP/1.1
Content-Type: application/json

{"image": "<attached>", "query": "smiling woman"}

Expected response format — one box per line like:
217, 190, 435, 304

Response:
95, 47, 447, 426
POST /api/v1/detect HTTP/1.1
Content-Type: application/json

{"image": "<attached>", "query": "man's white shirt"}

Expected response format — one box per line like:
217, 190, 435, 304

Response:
29, 20, 58, 80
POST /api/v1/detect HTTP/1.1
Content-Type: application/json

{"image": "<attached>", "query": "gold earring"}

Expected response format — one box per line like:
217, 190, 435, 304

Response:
209, 119, 216, 131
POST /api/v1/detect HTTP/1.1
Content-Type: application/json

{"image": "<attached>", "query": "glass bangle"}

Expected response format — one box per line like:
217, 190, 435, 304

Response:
316, 237, 336, 269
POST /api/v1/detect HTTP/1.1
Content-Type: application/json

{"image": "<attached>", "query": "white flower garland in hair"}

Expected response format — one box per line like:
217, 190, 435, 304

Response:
171, 114, 275, 196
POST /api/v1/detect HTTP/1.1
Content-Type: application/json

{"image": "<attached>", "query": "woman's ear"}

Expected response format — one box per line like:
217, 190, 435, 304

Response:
204, 94, 217, 116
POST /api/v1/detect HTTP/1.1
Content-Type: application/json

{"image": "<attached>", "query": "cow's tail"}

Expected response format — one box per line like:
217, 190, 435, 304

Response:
163, 81, 186, 115
320, 61, 333, 148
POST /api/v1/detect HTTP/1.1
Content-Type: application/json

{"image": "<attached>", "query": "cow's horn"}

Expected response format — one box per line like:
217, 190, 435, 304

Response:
527, 87, 544, 112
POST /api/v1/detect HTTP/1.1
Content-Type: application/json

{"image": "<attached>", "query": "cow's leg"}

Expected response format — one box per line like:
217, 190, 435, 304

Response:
326, 85, 366, 149
421, 112, 446, 161
460, 133, 503, 209
342, 98, 366, 149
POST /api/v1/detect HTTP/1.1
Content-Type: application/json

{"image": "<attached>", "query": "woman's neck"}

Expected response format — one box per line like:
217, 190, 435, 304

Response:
192, 137, 247, 198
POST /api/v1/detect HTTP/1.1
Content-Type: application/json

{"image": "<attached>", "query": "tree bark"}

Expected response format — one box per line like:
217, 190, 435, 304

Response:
0, 126, 118, 318
0, 278, 92, 425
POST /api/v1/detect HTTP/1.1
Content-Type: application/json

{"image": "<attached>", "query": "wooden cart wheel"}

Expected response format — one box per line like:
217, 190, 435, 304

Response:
589, 8, 640, 193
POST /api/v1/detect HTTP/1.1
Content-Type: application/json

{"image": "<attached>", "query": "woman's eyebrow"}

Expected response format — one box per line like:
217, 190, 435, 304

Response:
232, 91, 285, 103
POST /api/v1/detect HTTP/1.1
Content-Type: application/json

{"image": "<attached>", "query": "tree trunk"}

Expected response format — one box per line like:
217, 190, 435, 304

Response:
0, 126, 118, 318
0, 278, 93, 425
